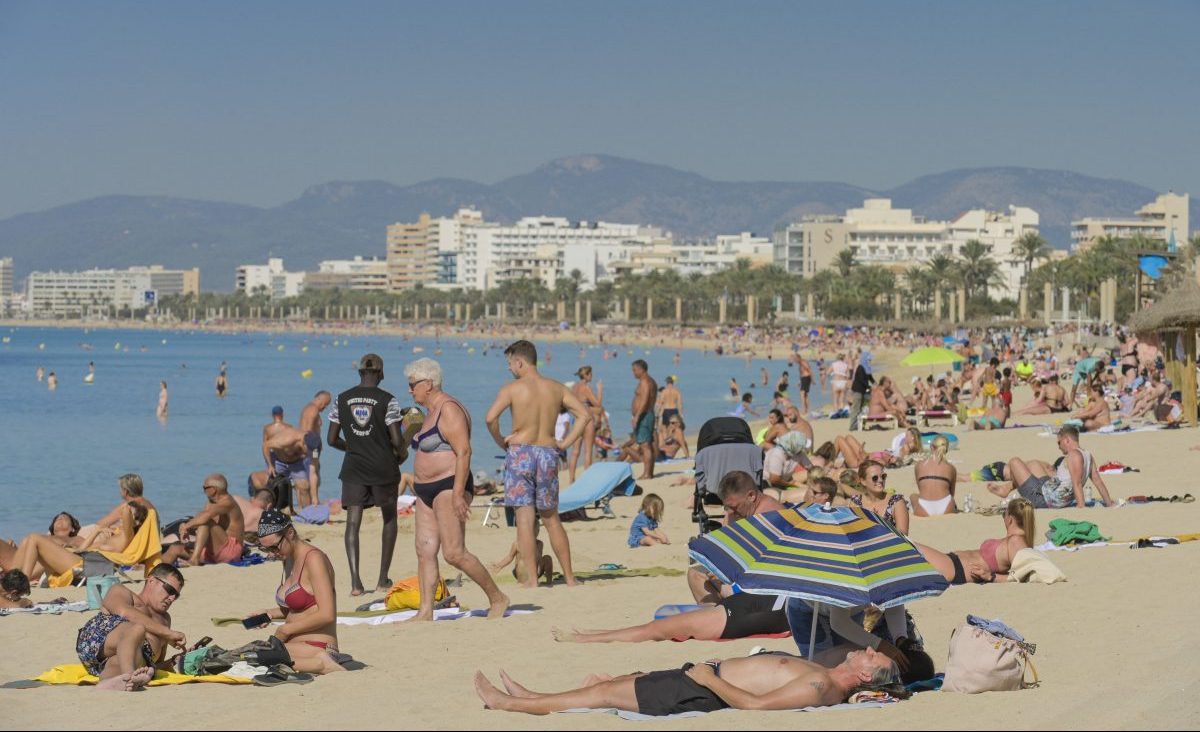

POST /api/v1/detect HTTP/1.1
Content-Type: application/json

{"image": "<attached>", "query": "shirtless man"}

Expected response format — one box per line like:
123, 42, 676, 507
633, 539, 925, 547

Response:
783, 406, 814, 448
74, 564, 186, 691
688, 471, 784, 603
1016, 373, 1069, 415
1070, 383, 1111, 432
262, 406, 313, 508
179, 474, 245, 565
486, 340, 591, 588
1128, 373, 1169, 419
868, 377, 909, 427
631, 360, 659, 480
472, 647, 897, 716
656, 376, 683, 427
794, 355, 814, 414
233, 489, 275, 534
299, 391, 332, 505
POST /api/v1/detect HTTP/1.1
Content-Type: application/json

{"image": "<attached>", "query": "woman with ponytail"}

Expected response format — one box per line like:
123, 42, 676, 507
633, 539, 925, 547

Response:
915, 498, 1035, 585
910, 435, 957, 516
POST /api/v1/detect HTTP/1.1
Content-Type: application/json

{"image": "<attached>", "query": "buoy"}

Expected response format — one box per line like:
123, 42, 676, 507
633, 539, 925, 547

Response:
301, 346, 309, 352
38, 343, 45, 350
114, 342, 121, 350
413, 347, 425, 353
1, 337, 9, 344
277, 345, 285, 351
301, 369, 313, 379
467, 347, 476, 354
161, 339, 167, 345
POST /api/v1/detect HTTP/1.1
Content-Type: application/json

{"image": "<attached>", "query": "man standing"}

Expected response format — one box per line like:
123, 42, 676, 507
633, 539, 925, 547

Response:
795, 354, 814, 415
486, 340, 590, 588
847, 352, 875, 431
300, 391, 332, 505
327, 354, 409, 597
75, 564, 187, 691
262, 406, 313, 508
656, 375, 683, 426
180, 474, 245, 565
631, 359, 659, 480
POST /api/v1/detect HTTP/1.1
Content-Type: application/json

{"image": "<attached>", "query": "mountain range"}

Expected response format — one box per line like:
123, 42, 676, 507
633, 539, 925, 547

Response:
1, 155, 1192, 291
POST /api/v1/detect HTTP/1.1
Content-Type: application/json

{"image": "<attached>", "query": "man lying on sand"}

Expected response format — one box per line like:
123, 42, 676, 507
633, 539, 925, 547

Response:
473, 647, 898, 716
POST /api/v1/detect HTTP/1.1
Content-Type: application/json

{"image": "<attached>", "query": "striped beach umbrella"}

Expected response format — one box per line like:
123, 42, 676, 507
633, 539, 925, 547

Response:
688, 503, 948, 610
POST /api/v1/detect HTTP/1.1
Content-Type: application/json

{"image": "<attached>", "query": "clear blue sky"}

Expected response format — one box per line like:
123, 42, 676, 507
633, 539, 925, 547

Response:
1, 0, 1197, 218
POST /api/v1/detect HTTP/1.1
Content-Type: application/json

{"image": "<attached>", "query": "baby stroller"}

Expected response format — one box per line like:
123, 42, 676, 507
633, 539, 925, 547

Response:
692, 417, 763, 534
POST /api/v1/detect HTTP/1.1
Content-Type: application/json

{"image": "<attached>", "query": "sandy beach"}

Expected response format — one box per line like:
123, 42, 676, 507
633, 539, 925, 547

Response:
5, 363, 1200, 730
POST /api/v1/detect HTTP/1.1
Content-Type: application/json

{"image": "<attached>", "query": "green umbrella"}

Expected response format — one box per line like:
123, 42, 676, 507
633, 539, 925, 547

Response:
901, 346, 964, 367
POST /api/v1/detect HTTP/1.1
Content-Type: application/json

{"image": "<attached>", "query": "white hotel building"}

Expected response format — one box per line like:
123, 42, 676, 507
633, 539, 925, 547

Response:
26, 265, 200, 317
235, 258, 306, 299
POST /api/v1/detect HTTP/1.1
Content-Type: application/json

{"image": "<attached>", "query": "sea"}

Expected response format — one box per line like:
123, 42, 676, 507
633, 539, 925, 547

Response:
0, 325, 826, 537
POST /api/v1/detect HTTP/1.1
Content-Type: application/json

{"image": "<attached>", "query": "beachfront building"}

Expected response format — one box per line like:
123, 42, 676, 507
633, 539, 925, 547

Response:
26, 265, 200, 317
779, 198, 1040, 298
674, 232, 774, 276
1071, 191, 1190, 252
235, 258, 305, 299
386, 214, 440, 292
0, 257, 12, 315
304, 256, 389, 292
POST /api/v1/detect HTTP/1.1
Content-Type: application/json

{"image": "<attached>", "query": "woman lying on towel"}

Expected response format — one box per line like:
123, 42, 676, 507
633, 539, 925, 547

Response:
10, 504, 147, 586
915, 498, 1034, 584
0, 512, 85, 574
242, 509, 344, 675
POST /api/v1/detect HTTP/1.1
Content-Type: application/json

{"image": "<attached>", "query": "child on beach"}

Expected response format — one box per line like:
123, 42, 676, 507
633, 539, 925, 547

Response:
628, 494, 669, 548
492, 520, 554, 585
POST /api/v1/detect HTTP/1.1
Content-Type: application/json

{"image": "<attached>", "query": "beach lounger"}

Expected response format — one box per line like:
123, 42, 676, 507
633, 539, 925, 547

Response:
557, 463, 637, 513
858, 415, 898, 431
918, 410, 958, 427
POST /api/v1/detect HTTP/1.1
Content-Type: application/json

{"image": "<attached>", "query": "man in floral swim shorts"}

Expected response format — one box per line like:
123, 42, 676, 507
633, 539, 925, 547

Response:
487, 340, 592, 588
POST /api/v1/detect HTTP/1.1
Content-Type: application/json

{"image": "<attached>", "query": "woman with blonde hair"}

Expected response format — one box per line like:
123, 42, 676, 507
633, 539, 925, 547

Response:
910, 435, 957, 517
915, 499, 1035, 584
568, 366, 604, 483
850, 460, 909, 534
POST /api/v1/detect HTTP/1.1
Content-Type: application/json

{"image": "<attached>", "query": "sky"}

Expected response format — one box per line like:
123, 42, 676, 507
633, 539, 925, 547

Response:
1, 0, 1197, 219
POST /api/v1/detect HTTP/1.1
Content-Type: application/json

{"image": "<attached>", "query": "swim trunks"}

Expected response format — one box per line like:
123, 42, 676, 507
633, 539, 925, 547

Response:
304, 431, 322, 461
800, 375, 812, 394
717, 593, 788, 639
200, 534, 244, 564
77, 612, 155, 676
982, 382, 999, 398
503, 444, 561, 511
272, 454, 310, 482
633, 666, 730, 717
635, 412, 655, 444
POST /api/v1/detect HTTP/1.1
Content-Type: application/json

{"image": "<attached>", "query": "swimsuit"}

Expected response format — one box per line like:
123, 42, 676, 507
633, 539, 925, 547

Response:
716, 593, 789, 639
634, 412, 655, 444
979, 538, 1003, 575
414, 473, 475, 509
76, 612, 155, 676
411, 398, 472, 508
633, 665, 730, 717
916, 474, 954, 515
200, 534, 244, 564
276, 549, 318, 613
503, 444, 561, 511
304, 431, 322, 461
272, 452, 310, 481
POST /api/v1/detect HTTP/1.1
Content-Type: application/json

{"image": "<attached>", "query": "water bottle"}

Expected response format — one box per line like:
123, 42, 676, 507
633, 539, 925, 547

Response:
964, 494, 975, 513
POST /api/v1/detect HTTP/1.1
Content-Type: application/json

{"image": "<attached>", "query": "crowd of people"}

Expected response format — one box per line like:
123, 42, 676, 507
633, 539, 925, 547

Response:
3, 321, 1193, 709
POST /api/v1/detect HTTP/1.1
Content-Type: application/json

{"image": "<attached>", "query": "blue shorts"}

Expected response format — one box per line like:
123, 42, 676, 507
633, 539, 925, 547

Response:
503, 444, 560, 512
77, 612, 154, 676
635, 412, 655, 444
273, 456, 310, 481
304, 431, 322, 461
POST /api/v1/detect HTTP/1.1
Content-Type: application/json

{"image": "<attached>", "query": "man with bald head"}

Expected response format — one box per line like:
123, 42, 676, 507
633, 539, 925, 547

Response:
180, 474, 245, 565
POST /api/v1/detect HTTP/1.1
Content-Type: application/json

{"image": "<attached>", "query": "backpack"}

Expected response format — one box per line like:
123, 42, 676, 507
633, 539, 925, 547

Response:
943, 623, 1038, 693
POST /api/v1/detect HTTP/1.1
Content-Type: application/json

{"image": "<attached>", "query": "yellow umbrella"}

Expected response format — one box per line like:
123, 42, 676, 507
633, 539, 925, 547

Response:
901, 347, 964, 367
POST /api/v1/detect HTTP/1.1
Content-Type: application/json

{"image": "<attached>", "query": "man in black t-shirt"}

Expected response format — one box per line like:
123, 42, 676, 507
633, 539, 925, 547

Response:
327, 353, 411, 596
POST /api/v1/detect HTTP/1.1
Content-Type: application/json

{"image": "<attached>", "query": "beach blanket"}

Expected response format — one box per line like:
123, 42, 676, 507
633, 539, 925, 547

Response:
0, 601, 89, 616
562, 699, 893, 720
1006, 549, 1067, 584
558, 463, 637, 514
30, 664, 250, 687
336, 607, 535, 626
1048, 519, 1109, 546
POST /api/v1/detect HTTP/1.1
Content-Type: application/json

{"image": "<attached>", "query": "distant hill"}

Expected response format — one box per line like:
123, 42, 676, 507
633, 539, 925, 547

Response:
0, 155, 1192, 290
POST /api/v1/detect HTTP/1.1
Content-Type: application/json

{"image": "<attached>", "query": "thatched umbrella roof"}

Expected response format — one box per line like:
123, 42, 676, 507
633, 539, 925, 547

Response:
1127, 278, 1200, 332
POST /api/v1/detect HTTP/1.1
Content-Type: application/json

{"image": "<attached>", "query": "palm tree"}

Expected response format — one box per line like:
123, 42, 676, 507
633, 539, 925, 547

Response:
834, 248, 857, 278
956, 239, 1004, 300
1013, 232, 1051, 285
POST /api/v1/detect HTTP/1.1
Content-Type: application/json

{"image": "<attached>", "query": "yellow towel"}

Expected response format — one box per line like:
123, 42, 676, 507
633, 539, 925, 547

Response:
34, 663, 250, 686
1007, 548, 1067, 584
48, 510, 164, 589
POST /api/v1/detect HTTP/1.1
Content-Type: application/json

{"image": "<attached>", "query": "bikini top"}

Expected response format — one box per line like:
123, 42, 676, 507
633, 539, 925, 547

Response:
276, 549, 317, 613
850, 493, 905, 520
411, 398, 469, 453
979, 538, 1003, 574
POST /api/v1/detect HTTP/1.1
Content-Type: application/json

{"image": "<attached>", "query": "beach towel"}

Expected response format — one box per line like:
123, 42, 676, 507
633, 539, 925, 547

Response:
1006, 549, 1067, 584
336, 607, 535, 626
495, 566, 685, 585
294, 504, 331, 524
30, 663, 250, 687
558, 463, 637, 514
561, 699, 893, 720
1048, 519, 1109, 546
0, 601, 89, 616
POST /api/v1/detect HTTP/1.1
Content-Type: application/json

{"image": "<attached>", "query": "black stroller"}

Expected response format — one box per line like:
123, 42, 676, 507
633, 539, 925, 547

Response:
692, 417, 763, 534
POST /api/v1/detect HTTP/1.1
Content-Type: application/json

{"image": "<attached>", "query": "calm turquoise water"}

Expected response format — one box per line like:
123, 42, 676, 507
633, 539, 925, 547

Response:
0, 326, 824, 537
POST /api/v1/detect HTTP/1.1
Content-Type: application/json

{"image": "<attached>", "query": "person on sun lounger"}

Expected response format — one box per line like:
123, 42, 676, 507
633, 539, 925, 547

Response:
472, 647, 899, 716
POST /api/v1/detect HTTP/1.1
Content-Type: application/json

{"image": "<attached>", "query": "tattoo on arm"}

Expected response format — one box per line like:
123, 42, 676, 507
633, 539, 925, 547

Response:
809, 680, 826, 693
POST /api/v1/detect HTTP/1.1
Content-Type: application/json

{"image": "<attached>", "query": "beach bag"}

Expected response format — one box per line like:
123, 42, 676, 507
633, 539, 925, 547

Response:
943, 624, 1038, 693
385, 575, 447, 611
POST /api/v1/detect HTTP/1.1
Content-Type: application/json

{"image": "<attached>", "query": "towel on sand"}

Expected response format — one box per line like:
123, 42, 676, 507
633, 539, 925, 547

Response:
562, 699, 893, 720
32, 664, 250, 686
337, 607, 534, 626
1049, 518, 1109, 546
1006, 549, 1067, 584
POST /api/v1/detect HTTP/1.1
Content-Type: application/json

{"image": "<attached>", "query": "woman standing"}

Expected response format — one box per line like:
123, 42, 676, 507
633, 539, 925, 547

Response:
246, 510, 344, 675
568, 366, 604, 483
405, 358, 509, 620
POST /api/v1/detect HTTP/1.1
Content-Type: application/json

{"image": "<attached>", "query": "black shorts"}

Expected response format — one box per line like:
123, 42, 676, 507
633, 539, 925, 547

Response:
342, 481, 399, 510
633, 666, 729, 717
304, 431, 322, 461
414, 473, 473, 509
717, 593, 789, 639
800, 376, 813, 394
1016, 475, 1049, 509
1121, 364, 1137, 376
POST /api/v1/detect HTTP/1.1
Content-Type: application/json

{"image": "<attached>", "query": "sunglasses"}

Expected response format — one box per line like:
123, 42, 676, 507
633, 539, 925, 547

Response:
155, 576, 181, 599
407, 379, 430, 391
202, 484, 221, 490
870, 474, 887, 483
260, 535, 287, 554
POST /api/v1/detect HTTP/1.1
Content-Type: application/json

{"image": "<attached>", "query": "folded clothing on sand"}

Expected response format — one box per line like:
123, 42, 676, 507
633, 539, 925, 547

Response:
1005, 549, 1067, 584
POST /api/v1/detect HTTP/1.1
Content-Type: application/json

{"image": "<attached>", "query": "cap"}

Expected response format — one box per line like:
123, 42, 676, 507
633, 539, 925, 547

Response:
359, 353, 383, 371
257, 508, 291, 538
271, 405, 284, 416
666, 375, 676, 384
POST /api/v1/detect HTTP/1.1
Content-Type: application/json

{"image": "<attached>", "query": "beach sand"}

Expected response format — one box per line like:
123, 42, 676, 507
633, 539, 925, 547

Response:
4, 374, 1200, 729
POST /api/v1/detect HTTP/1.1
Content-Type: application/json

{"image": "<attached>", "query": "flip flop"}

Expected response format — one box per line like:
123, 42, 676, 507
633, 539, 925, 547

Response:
1182, 494, 1195, 504
597, 563, 627, 571
252, 664, 314, 687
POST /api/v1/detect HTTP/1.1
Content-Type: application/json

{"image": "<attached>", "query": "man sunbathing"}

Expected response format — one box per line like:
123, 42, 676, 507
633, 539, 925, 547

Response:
75, 564, 187, 691
179, 474, 245, 565
473, 647, 898, 716
1069, 383, 1111, 432
868, 377, 909, 427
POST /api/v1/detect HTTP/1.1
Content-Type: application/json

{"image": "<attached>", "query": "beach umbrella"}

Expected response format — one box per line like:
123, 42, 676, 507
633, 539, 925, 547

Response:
901, 346, 964, 367
688, 504, 948, 658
